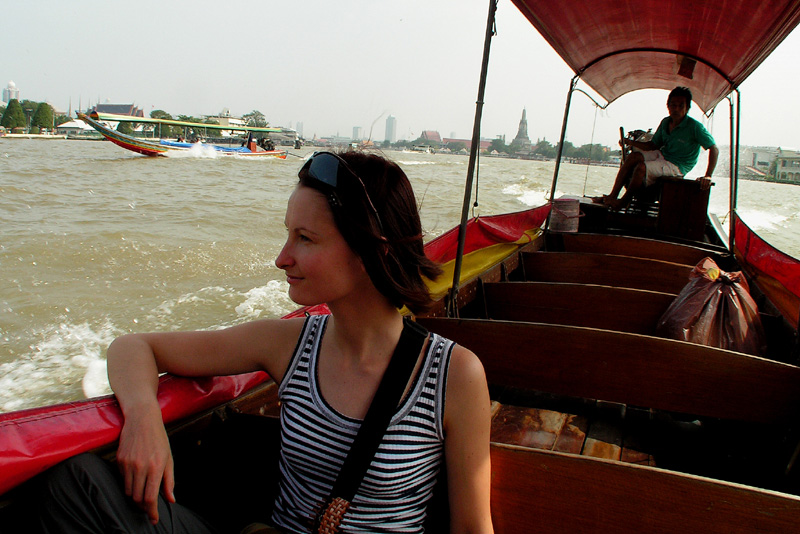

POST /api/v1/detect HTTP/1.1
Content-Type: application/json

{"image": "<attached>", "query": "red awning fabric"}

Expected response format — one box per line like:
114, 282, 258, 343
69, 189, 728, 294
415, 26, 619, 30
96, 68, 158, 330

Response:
0, 372, 268, 496
512, 0, 800, 111
734, 214, 800, 326
424, 206, 550, 264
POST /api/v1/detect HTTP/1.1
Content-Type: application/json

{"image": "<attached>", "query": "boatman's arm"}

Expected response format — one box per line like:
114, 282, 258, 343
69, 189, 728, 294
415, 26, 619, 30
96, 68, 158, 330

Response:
697, 145, 719, 190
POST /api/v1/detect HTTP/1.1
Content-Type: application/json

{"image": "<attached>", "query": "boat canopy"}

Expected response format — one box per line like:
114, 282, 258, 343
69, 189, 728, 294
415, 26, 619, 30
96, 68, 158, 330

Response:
511, 0, 800, 111
90, 112, 281, 133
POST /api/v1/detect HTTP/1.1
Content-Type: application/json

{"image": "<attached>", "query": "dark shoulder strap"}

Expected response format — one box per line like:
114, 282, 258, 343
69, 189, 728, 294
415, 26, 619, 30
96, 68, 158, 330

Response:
329, 318, 429, 502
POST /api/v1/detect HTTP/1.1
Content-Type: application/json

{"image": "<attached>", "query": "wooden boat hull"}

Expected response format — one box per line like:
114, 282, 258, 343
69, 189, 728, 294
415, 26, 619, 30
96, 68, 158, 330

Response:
3, 203, 800, 532
78, 113, 288, 158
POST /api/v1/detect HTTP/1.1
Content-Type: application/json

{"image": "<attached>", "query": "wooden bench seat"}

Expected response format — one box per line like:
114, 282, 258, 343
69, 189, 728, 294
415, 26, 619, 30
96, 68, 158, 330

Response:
547, 232, 724, 265
522, 251, 694, 294
490, 443, 800, 534
417, 317, 800, 423
483, 281, 676, 335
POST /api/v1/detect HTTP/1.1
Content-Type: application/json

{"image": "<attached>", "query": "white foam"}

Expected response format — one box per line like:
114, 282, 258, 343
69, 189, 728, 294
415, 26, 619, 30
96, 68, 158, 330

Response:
0, 319, 119, 412
235, 280, 295, 319
165, 144, 220, 159
736, 208, 790, 231
502, 183, 551, 206
396, 160, 437, 166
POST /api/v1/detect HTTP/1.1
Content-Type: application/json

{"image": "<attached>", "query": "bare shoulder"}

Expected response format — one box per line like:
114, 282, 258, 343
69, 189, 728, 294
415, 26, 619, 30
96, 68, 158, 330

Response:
444, 344, 490, 427
224, 316, 308, 382
447, 344, 487, 392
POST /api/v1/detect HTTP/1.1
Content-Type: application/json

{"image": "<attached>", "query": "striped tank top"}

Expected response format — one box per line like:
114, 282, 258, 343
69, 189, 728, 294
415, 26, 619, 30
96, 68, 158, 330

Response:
271, 314, 453, 533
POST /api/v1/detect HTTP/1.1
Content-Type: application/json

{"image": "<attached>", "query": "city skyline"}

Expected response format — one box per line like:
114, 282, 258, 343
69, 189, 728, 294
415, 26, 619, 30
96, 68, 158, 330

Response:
3, 1, 799, 149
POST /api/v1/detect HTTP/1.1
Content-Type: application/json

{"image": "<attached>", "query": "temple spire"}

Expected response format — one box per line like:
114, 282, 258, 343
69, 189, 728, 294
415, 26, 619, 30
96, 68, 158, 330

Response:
510, 107, 531, 153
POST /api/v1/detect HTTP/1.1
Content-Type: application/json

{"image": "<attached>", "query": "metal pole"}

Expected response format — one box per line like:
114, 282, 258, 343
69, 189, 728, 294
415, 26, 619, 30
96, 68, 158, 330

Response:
546, 75, 578, 230
728, 89, 741, 252
446, 0, 497, 318
728, 94, 735, 252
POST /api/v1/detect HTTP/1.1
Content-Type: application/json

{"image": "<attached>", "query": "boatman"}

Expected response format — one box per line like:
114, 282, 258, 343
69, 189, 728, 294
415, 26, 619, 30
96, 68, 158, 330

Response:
595, 86, 719, 210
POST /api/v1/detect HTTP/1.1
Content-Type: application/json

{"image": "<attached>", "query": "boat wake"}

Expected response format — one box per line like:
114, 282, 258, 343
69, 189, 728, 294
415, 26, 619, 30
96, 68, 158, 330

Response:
165, 144, 220, 158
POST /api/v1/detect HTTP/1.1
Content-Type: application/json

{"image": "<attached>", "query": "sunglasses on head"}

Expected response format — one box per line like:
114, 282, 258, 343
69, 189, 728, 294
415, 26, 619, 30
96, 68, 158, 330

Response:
301, 151, 384, 235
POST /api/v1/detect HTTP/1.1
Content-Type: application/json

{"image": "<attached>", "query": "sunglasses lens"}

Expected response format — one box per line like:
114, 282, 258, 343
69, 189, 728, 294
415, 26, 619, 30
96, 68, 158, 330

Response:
307, 153, 339, 188
301, 152, 385, 235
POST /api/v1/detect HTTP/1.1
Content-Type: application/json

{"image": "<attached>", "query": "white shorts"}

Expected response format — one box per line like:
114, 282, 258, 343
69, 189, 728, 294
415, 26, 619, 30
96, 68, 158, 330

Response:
641, 150, 682, 186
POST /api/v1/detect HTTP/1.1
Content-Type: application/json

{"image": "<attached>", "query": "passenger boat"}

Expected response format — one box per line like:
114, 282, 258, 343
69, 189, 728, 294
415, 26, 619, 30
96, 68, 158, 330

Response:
78, 112, 289, 158
4, 0, 800, 532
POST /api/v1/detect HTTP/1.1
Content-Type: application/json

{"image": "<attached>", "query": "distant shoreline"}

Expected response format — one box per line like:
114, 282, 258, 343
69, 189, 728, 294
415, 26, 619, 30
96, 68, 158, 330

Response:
0, 133, 67, 140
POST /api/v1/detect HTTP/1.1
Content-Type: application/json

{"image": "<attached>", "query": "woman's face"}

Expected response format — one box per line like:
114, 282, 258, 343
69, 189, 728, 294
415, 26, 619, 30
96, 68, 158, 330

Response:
275, 185, 369, 307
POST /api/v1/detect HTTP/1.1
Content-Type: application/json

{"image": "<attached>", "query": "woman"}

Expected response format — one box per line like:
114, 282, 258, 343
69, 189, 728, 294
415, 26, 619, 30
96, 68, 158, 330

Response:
40, 151, 493, 534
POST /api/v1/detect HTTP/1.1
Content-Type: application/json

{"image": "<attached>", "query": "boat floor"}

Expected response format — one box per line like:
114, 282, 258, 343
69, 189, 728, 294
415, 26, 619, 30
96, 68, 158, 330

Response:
489, 385, 800, 494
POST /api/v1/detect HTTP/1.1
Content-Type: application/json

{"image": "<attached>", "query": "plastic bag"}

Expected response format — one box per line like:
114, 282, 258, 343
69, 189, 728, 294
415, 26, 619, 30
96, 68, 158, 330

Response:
656, 257, 766, 356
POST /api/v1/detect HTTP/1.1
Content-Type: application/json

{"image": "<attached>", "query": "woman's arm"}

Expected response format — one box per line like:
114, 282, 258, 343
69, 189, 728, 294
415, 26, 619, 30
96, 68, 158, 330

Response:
107, 317, 305, 524
443, 345, 494, 534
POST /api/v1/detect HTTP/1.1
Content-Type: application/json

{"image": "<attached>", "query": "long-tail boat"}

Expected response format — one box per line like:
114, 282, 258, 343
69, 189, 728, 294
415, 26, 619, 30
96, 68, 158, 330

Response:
78, 112, 288, 158
4, 0, 800, 532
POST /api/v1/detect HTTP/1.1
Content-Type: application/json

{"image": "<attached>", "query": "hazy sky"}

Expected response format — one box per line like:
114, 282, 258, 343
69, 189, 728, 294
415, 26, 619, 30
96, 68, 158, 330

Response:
4, 0, 799, 148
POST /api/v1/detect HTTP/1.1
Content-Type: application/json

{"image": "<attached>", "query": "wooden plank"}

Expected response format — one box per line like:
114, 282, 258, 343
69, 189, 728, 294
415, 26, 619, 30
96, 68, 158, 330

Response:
583, 418, 622, 460
550, 232, 721, 265
490, 443, 800, 534
583, 438, 621, 460
483, 281, 675, 335
621, 448, 655, 466
417, 317, 800, 424
552, 414, 588, 455
491, 404, 567, 450
522, 251, 693, 293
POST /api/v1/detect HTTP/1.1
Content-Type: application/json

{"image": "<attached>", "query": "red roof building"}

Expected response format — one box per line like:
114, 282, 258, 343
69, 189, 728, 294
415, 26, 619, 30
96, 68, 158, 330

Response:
87, 103, 145, 118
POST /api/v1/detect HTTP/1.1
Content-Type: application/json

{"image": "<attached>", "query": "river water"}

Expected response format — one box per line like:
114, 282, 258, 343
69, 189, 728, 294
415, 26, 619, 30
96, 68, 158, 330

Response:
2, 139, 799, 413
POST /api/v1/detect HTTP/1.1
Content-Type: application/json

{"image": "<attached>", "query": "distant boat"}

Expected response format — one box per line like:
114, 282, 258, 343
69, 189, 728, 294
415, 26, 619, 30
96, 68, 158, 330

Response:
78, 112, 288, 158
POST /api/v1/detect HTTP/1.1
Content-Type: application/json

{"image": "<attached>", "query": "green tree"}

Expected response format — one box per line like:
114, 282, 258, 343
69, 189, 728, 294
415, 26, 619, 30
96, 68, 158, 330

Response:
150, 110, 172, 120
117, 121, 134, 135
177, 115, 208, 139
446, 141, 467, 152
55, 114, 71, 126
243, 110, 267, 127
1, 99, 26, 129
559, 141, 576, 159
19, 99, 38, 128
31, 103, 55, 130
532, 139, 556, 159
150, 109, 174, 138
489, 138, 509, 154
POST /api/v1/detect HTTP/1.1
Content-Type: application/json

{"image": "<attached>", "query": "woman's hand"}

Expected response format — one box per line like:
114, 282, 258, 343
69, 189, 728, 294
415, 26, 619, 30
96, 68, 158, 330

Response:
115, 401, 174, 525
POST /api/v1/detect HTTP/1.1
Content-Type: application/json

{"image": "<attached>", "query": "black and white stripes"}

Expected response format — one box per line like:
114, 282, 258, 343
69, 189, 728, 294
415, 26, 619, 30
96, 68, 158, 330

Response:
272, 315, 452, 533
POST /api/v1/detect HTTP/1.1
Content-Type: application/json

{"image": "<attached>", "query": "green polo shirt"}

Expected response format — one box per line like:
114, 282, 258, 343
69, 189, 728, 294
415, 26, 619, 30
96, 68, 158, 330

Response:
652, 115, 716, 175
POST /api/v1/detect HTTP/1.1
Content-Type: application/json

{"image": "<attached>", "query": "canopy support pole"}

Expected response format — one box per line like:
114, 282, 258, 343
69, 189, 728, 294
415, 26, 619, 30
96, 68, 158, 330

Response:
446, 0, 497, 318
545, 75, 579, 230
728, 89, 741, 252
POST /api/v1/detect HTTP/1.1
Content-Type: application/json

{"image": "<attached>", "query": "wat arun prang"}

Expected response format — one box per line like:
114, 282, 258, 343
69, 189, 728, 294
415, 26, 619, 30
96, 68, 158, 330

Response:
509, 108, 532, 154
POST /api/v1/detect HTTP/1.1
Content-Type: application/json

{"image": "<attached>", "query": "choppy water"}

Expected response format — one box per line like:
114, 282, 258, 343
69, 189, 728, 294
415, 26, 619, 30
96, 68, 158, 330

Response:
2, 139, 799, 413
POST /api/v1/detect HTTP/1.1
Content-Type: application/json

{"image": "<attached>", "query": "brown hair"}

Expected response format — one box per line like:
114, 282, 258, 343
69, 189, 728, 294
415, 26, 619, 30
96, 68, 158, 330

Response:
298, 150, 442, 314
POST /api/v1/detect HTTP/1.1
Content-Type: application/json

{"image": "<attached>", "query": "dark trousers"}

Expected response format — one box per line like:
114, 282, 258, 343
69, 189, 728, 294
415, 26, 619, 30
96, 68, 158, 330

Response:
38, 453, 217, 534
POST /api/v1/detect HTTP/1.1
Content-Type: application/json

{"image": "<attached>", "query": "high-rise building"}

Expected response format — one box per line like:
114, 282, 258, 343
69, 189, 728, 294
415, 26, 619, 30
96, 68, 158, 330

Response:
353, 126, 363, 140
296, 121, 304, 138
385, 115, 397, 143
2, 81, 20, 103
